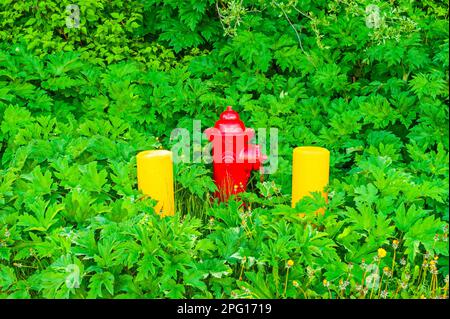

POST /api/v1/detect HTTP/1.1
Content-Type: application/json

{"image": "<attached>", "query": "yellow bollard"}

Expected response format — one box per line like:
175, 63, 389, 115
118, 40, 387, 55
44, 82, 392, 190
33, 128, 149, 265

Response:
136, 150, 175, 217
291, 146, 330, 214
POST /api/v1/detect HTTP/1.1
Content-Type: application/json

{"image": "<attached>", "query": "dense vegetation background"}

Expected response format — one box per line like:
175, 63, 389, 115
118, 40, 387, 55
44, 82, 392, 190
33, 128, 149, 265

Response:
0, 0, 448, 298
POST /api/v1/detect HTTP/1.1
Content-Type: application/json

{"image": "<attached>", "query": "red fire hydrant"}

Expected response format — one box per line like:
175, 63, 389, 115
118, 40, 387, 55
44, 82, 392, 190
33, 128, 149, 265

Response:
205, 106, 267, 201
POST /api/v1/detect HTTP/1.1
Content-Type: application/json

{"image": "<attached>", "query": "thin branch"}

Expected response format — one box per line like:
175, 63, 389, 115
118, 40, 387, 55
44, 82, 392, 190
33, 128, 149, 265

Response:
215, 0, 226, 32
273, 1, 305, 54
291, 6, 313, 20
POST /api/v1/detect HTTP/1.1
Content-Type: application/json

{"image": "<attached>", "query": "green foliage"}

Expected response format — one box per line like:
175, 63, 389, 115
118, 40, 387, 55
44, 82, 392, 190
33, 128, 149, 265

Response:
0, 0, 448, 299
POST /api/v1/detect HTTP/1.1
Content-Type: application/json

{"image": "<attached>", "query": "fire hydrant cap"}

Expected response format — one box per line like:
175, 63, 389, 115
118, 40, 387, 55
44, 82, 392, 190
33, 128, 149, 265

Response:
214, 106, 245, 133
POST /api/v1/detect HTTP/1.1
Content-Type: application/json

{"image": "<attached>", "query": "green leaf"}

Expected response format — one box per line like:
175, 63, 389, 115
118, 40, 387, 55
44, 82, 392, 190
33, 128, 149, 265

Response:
0, 266, 16, 291
88, 272, 115, 299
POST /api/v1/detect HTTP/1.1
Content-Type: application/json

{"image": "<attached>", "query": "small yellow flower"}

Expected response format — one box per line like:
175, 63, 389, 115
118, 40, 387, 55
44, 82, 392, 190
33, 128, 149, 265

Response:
287, 260, 294, 267
293, 280, 299, 287
323, 279, 329, 287
378, 248, 387, 258
434, 256, 439, 260
383, 266, 389, 272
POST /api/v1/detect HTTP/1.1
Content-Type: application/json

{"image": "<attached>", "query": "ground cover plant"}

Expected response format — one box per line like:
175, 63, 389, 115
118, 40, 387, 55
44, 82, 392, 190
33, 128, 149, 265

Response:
0, 0, 449, 299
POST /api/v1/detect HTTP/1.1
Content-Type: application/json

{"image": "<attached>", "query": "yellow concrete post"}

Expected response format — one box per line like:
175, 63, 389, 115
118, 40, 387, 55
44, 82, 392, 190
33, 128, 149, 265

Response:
291, 146, 330, 214
136, 150, 175, 217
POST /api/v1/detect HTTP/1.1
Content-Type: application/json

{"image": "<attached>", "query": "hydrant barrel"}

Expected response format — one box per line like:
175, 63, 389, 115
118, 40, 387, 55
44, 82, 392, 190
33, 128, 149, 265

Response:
291, 146, 330, 213
137, 150, 175, 216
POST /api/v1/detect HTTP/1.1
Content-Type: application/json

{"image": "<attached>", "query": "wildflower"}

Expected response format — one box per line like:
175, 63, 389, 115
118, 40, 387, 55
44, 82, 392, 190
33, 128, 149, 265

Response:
383, 267, 391, 277
361, 259, 367, 269
392, 239, 399, 249
405, 273, 411, 281
434, 255, 439, 261
293, 280, 299, 287
355, 284, 362, 292
339, 279, 345, 290
378, 248, 387, 258
287, 260, 294, 268
380, 290, 388, 299
233, 185, 238, 191
365, 273, 380, 289
424, 251, 431, 259
323, 279, 330, 287
239, 286, 251, 295
400, 258, 406, 266
443, 224, 449, 233
422, 260, 428, 268
401, 282, 408, 289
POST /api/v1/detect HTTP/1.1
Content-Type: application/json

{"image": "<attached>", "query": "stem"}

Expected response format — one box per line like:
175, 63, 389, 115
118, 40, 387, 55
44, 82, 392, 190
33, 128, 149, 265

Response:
383, 276, 389, 299
238, 261, 245, 281
393, 282, 401, 299
391, 249, 397, 275
369, 260, 381, 299
430, 274, 437, 298
377, 273, 385, 299
283, 268, 290, 298
360, 268, 368, 298
297, 286, 308, 299
417, 267, 428, 297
